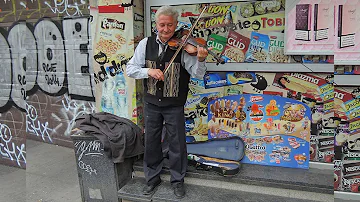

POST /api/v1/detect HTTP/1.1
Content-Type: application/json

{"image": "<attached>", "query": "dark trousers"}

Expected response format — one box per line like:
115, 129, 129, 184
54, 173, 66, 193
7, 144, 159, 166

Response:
143, 102, 187, 186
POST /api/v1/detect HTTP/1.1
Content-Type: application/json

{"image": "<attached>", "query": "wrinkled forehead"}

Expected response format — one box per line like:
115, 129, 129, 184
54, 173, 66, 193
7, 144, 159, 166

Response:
156, 14, 177, 23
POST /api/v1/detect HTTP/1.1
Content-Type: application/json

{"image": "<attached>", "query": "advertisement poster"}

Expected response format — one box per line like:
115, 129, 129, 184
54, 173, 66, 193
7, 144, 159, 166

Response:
285, 0, 336, 55
92, 1, 144, 128
271, 72, 335, 162
185, 79, 244, 142
151, 1, 290, 64
334, 86, 360, 192
204, 72, 256, 89
185, 71, 333, 164
207, 94, 311, 169
334, 0, 360, 65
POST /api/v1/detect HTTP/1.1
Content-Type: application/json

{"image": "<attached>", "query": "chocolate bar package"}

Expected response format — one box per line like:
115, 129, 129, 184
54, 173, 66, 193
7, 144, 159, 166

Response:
295, 4, 311, 41
342, 161, 360, 193
338, 5, 356, 48
317, 136, 334, 163
204, 72, 256, 89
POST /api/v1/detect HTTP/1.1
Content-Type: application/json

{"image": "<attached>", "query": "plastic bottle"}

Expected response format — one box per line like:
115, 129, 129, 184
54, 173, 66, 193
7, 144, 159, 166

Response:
114, 72, 128, 118
101, 77, 115, 114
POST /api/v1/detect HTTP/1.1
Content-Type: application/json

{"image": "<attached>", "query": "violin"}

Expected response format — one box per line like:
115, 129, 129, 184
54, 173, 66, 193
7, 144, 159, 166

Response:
167, 28, 225, 65
158, 5, 223, 81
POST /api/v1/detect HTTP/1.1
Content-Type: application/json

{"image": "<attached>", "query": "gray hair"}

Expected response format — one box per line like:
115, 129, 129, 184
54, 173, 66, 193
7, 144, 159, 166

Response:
155, 5, 179, 22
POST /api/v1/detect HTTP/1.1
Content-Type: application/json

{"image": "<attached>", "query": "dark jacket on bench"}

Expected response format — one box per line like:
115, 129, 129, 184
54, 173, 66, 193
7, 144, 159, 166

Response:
75, 112, 144, 163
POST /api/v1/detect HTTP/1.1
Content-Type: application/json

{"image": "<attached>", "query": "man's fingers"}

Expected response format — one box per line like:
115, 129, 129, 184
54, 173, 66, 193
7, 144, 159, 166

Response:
155, 70, 164, 81
159, 71, 164, 81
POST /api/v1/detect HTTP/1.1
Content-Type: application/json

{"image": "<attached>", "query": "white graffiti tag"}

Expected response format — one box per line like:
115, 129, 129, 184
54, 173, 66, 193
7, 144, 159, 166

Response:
26, 103, 53, 142
52, 94, 96, 136
0, 123, 26, 167
44, 0, 86, 16
78, 160, 97, 175
74, 140, 102, 175
74, 140, 103, 161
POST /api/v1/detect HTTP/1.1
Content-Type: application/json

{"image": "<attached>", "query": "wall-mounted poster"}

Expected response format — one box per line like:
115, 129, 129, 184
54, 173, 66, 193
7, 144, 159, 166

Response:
285, 0, 335, 55
150, 1, 290, 64
92, 0, 145, 129
334, 0, 360, 65
207, 94, 311, 169
334, 86, 360, 192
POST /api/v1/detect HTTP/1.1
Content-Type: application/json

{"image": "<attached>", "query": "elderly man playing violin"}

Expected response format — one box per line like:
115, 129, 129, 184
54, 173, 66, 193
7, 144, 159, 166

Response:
126, 5, 210, 199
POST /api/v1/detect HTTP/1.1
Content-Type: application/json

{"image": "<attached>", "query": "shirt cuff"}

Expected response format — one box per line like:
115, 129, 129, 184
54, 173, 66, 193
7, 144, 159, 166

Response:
197, 60, 207, 71
141, 68, 150, 78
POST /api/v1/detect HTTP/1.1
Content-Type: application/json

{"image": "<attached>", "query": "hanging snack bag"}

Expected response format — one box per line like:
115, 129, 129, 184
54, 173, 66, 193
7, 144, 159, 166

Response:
245, 32, 270, 63
207, 34, 227, 62
269, 32, 289, 63
221, 30, 250, 63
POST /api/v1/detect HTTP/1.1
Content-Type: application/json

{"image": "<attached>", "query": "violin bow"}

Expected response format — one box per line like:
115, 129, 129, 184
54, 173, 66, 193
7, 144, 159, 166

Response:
160, 5, 208, 77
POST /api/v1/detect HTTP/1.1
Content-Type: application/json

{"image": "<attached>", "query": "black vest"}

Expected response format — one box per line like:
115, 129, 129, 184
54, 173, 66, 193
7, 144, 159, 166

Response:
143, 36, 190, 107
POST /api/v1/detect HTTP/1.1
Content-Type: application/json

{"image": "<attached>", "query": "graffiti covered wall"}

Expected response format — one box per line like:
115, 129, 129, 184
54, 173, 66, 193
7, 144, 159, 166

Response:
0, 0, 95, 168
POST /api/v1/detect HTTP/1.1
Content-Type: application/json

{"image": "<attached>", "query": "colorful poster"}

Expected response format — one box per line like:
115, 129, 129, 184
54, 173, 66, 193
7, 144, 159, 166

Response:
185, 92, 223, 142
272, 72, 335, 162
334, 0, 360, 65
334, 86, 360, 192
285, 0, 336, 55
285, 0, 360, 65
92, 1, 144, 129
151, 1, 290, 64
207, 94, 311, 169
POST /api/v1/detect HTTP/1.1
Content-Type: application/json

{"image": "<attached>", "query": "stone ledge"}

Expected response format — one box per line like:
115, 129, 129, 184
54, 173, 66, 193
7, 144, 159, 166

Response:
118, 177, 328, 202
134, 159, 333, 194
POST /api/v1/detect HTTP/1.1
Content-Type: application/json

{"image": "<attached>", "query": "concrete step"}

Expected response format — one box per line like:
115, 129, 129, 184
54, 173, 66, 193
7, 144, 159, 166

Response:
133, 159, 333, 195
118, 177, 333, 202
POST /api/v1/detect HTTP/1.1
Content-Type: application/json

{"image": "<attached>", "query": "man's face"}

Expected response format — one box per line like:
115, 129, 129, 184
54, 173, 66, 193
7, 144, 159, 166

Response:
156, 15, 177, 43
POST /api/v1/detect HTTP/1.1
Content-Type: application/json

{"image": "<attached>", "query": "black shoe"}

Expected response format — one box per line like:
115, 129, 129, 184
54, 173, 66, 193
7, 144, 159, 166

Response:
143, 180, 162, 195
173, 183, 185, 199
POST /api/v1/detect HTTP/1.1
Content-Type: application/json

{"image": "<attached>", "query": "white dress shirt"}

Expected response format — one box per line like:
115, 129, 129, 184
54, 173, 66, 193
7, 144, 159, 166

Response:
126, 35, 207, 80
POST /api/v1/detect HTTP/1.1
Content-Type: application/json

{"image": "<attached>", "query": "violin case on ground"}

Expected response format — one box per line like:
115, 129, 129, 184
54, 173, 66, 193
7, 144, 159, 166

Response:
186, 136, 246, 176
162, 127, 245, 176
187, 154, 242, 176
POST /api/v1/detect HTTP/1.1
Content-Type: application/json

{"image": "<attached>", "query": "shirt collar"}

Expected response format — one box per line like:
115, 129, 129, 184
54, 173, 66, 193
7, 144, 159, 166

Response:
156, 35, 169, 46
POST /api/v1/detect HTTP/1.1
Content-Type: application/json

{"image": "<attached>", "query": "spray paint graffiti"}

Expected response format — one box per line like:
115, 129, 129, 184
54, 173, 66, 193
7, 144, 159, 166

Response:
0, 122, 26, 167
52, 94, 96, 136
26, 103, 53, 142
0, 3, 93, 167
74, 140, 103, 162
63, 17, 94, 100
1, 17, 95, 113
0, 29, 13, 113
44, 0, 87, 16
78, 160, 97, 175
74, 140, 103, 175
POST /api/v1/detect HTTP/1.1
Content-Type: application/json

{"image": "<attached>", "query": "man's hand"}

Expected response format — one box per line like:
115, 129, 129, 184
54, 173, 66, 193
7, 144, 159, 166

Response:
197, 45, 212, 62
148, 69, 164, 81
